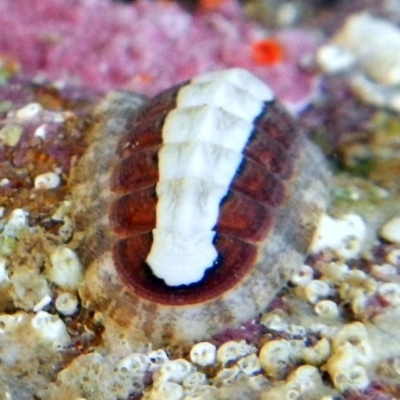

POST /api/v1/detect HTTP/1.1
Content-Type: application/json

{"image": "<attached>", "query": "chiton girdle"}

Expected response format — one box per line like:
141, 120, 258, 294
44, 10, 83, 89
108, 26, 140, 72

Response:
71, 68, 329, 345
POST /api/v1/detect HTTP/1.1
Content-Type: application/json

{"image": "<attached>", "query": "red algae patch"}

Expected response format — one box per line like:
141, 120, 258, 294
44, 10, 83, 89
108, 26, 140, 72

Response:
0, 0, 320, 108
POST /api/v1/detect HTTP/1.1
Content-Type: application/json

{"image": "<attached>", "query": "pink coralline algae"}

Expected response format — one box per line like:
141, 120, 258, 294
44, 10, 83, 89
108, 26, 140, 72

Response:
0, 0, 320, 109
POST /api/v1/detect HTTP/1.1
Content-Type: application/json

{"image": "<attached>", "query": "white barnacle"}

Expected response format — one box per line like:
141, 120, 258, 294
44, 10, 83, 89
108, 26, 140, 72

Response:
260, 310, 289, 332
150, 381, 184, 400
30, 311, 70, 348
183, 384, 217, 400
350, 293, 369, 317
314, 300, 339, 318
190, 342, 216, 367
370, 263, 397, 279
332, 322, 372, 365
378, 282, 400, 307
48, 247, 83, 290
148, 349, 169, 370
287, 365, 322, 394
0, 312, 27, 334
237, 353, 261, 375
310, 214, 366, 259
327, 347, 370, 393
308, 323, 338, 339
117, 353, 149, 374
300, 337, 331, 366
304, 280, 331, 304
386, 249, 400, 266
216, 340, 255, 365
259, 340, 291, 378
261, 384, 299, 400
290, 264, 314, 286
287, 324, 306, 338
55, 292, 78, 316
213, 366, 240, 385
182, 371, 208, 389
288, 340, 305, 361
153, 359, 193, 384
380, 216, 400, 244
319, 261, 349, 284
338, 271, 377, 302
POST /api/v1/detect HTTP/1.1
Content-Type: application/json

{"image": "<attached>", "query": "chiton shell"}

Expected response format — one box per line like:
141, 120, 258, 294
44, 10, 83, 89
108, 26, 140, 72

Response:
71, 69, 330, 345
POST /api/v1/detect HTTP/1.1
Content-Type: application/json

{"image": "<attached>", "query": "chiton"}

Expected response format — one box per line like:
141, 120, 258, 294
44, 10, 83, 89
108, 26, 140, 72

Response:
71, 69, 330, 345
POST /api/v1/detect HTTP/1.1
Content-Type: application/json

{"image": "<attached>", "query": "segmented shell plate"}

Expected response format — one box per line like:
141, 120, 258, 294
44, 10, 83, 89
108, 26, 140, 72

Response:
71, 69, 329, 345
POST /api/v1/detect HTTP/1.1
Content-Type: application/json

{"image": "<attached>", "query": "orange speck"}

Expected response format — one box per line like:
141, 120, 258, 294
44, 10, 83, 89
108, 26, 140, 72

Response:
251, 38, 284, 66
200, 0, 226, 10
134, 73, 153, 84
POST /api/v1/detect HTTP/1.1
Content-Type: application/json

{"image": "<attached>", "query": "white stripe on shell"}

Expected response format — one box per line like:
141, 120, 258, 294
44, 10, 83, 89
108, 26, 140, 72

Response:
145, 68, 274, 286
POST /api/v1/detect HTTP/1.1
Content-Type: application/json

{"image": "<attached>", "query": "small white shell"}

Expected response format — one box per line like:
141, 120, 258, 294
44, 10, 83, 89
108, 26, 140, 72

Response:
183, 385, 216, 400
304, 280, 331, 304
213, 366, 240, 385
15, 102, 43, 120
314, 300, 339, 318
287, 324, 306, 338
182, 372, 208, 389
34, 124, 47, 139
290, 264, 314, 286
150, 382, 184, 400
260, 310, 289, 332
370, 263, 397, 279
300, 338, 331, 366
190, 342, 216, 367
287, 365, 322, 394
0, 124, 23, 146
327, 347, 370, 393
332, 322, 372, 365
148, 349, 169, 370
310, 214, 366, 259
48, 247, 83, 290
350, 293, 369, 317
316, 44, 356, 74
0, 313, 27, 334
381, 217, 400, 243
259, 340, 291, 378
30, 311, 70, 348
237, 353, 261, 375
386, 249, 400, 266
288, 340, 305, 361
216, 340, 255, 365
117, 353, 149, 374
34, 172, 61, 190
153, 359, 193, 384
378, 282, 400, 306
33, 294, 52, 312
55, 292, 79, 316
319, 261, 349, 283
